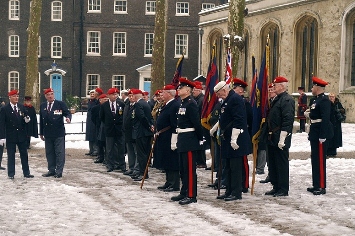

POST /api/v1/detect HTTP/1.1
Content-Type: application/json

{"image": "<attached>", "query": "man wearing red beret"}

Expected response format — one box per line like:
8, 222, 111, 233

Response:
40, 88, 72, 178
0, 90, 34, 179
265, 77, 295, 197
85, 89, 99, 156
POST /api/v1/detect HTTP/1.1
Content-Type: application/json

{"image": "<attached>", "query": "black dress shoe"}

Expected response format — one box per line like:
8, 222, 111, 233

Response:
94, 158, 103, 163
24, 174, 34, 178
171, 194, 186, 201
225, 195, 242, 201
107, 168, 114, 172
133, 175, 148, 181
216, 193, 230, 199
208, 183, 217, 188
54, 173, 62, 178
157, 183, 170, 190
42, 172, 55, 177
260, 176, 270, 183
163, 187, 180, 192
123, 170, 133, 175
242, 188, 249, 193
307, 187, 316, 193
8, 176, 14, 179
265, 189, 278, 195
85, 152, 92, 156
273, 190, 288, 197
313, 188, 326, 195
90, 152, 98, 156
0, 166, 6, 170
179, 197, 197, 205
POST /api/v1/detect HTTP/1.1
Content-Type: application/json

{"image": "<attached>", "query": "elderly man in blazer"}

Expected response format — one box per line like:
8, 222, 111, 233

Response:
0, 90, 33, 179
40, 88, 72, 178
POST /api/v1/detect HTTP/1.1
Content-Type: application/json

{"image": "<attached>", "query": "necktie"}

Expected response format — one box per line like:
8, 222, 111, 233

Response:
47, 102, 52, 113
14, 105, 18, 116
111, 102, 115, 115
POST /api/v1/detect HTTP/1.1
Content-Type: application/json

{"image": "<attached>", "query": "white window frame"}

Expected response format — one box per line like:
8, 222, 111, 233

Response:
112, 75, 126, 91
114, 0, 127, 14
86, 74, 100, 95
51, 1, 62, 21
8, 71, 19, 91
9, 35, 19, 57
145, 1, 156, 15
51, 36, 62, 58
202, 3, 215, 10
144, 33, 154, 57
176, 2, 189, 16
175, 34, 188, 58
87, 31, 101, 55
9, 0, 20, 20
88, 0, 101, 13
113, 32, 126, 56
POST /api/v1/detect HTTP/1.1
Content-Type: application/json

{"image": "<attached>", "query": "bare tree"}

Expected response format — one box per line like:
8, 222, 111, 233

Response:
25, 0, 42, 109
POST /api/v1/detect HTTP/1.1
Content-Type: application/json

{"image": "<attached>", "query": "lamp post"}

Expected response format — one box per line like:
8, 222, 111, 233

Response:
198, 28, 204, 75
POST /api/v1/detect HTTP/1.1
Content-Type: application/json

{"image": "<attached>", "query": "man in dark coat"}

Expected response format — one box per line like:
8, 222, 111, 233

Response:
85, 89, 99, 156
0, 90, 34, 179
24, 96, 38, 149
305, 77, 333, 195
213, 81, 252, 201
155, 84, 180, 192
171, 78, 203, 205
91, 94, 107, 163
0, 99, 5, 170
297, 87, 307, 132
265, 77, 295, 197
100, 88, 126, 172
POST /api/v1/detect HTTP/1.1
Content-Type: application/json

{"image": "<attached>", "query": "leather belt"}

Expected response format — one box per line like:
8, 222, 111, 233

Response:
310, 119, 322, 123
176, 128, 195, 133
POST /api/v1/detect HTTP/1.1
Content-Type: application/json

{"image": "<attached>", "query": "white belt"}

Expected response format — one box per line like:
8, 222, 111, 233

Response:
311, 119, 322, 123
176, 128, 195, 133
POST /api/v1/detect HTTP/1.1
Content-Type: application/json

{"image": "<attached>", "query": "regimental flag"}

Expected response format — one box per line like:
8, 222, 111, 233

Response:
225, 47, 232, 84
201, 44, 219, 130
171, 54, 184, 88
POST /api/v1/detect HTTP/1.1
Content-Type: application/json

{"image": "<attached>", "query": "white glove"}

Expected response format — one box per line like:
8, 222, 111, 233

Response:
230, 128, 242, 150
304, 109, 310, 118
278, 131, 288, 150
24, 116, 31, 123
171, 133, 178, 151
210, 121, 219, 137
319, 138, 326, 143
0, 139, 5, 146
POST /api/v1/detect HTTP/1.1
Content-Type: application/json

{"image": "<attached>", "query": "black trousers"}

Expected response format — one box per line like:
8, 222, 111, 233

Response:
106, 135, 125, 170
224, 157, 243, 197
135, 136, 152, 175
310, 140, 328, 189
166, 170, 180, 189
7, 141, 30, 177
179, 151, 197, 198
268, 145, 289, 192
44, 136, 65, 174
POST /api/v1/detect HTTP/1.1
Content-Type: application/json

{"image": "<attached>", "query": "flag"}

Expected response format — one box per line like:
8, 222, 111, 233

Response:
225, 47, 232, 84
171, 54, 184, 88
201, 44, 219, 130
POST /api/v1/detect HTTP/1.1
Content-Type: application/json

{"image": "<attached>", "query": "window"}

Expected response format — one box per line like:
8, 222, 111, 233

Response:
112, 75, 125, 91
175, 34, 188, 57
9, 35, 19, 57
52, 1, 62, 21
86, 74, 100, 94
51, 36, 62, 58
8, 71, 19, 91
9, 0, 20, 20
114, 0, 127, 14
202, 3, 215, 10
146, 1, 156, 15
144, 33, 154, 56
88, 0, 101, 13
87, 31, 100, 55
176, 2, 189, 16
113, 32, 126, 55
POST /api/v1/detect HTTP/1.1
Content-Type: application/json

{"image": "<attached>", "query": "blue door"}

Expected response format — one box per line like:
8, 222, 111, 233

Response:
51, 73, 62, 101
143, 77, 151, 98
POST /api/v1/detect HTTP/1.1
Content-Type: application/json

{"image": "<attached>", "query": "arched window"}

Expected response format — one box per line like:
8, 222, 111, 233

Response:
341, 8, 355, 89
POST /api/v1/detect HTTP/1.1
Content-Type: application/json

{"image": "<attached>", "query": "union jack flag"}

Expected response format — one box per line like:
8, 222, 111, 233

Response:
225, 47, 232, 84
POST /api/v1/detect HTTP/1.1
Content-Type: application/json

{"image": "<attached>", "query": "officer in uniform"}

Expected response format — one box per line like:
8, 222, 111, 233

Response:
85, 89, 99, 156
265, 77, 295, 197
297, 87, 308, 132
304, 77, 333, 195
171, 77, 203, 205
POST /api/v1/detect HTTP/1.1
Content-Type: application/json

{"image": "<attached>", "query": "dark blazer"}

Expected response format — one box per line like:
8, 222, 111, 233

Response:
0, 103, 29, 143
123, 102, 135, 142
100, 100, 125, 137
85, 98, 98, 141
24, 105, 38, 138
39, 100, 72, 138
131, 99, 154, 139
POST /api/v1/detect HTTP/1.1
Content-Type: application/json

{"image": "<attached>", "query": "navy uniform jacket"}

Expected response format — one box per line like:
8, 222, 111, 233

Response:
131, 99, 154, 139
219, 90, 251, 157
91, 104, 105, 141
0, 103, 29, 143
100, 100, 125, 137
308, 93, 334, 141
267, 91, 295, 148
243, 97, 253, 138
24, 105, 38, 138
155, 98, 180, 170
123, 102, 135, 142
176, 95, 203, 153
85, 98, 98, 141
39, 100, 72, 138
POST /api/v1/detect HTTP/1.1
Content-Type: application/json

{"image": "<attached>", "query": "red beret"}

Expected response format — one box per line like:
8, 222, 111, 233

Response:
107, 88, 119, 95
312, 77, 328, 87
268, 83, 274, 88
298, 86, 305, 90
232, 78, 248, 88
179, 77, 195, 88
154, 89, 162, 95
273, 76, 288, 83
95, 87, 103, 95
162, 84, 176, 90
143, 91, 149, 96
8, 90, 18, 96
194, 81, 203, 90
98, 94, 107, 99
130, 89, 142, 95
44, 88, 54, 94
24, 96, 32, 101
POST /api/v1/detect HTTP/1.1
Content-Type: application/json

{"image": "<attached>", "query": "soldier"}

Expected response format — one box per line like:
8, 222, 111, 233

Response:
265, 77, 295, 197
0, 90, 33, 179
305, 77, 333, 195
0, 99, 5, 170
24, 96, 38, 149
85, 89, 99, 156
213, 81, 252, 201
171, 77, 203, 205
297, 86, 307, 132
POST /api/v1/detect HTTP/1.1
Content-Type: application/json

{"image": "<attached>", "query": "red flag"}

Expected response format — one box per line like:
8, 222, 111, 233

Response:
171, 54, 184, 88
